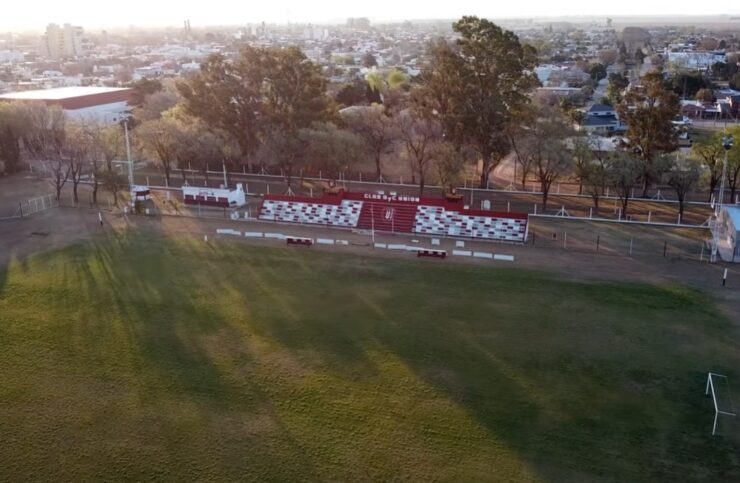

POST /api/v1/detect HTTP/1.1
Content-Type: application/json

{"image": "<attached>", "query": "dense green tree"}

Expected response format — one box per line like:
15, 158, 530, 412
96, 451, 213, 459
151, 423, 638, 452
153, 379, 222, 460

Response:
424, 16, 538, 188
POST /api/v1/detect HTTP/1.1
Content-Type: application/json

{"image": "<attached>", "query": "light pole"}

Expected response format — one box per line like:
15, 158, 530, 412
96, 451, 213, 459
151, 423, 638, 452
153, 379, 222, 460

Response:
716, 132, 734, 217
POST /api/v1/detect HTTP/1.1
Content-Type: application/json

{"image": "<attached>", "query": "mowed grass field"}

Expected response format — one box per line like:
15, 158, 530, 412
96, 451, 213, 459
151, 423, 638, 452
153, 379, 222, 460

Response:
1, 231, 739, 482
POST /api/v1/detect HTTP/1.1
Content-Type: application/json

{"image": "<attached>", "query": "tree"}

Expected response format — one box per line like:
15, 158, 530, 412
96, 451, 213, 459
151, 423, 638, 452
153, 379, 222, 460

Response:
336, 79, 369, 107
0, 104, 24, 174
362, 52, 378, 68
21, 105, 69, 200
64, 123, 94, 205
394, 90, 443, 197
522, 106, 574, 210
634, 48, 646, 65
695, 88, 714, 102
571, 136, 593, 195
606, 72, 629, 105
584, 148, 610, 212
301, 122, 368, 180
667, 157, 700, 222
434, 142, 469, 192
135, 118, 180, 185
90, 124, 124, 205
727, 126, 740, 202
730, 73, 740, 91
667, 72, 712, 99
341, 104, 396, 180
589, 63, 607, 82
606, 152, 642, 218
424, 17, 538, 188
598, 49, 619, 67
129, 78, 163, 107
617, 71, 680, 196
132, 89, 181, 122
692, 134, 725, 201
255, 127, 306, 190
100, 166, 127, 207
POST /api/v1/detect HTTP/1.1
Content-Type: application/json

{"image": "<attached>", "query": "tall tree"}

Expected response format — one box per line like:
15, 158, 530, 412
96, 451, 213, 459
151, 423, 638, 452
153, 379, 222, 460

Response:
617, 71, 680, 196
177, 52, 259, 170
424, 17, 538, 188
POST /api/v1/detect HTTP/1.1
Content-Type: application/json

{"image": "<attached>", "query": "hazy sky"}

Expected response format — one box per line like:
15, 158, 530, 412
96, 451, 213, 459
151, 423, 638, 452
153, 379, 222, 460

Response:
3, 0, 740, 30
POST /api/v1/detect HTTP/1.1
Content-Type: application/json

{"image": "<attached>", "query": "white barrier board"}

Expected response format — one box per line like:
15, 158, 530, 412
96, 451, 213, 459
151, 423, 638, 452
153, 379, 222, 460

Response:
473, 251, 494, 259
494, 254, 515, 262
374, 243, 387, 249
317, 238, 335, 245
244, 232, 263, 238
265, 233, 286, 240
452, 250, 472, 257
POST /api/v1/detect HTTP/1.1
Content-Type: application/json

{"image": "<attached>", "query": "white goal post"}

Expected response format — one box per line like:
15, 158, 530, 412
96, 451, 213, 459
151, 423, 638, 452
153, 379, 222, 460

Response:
705, 372, 736, 436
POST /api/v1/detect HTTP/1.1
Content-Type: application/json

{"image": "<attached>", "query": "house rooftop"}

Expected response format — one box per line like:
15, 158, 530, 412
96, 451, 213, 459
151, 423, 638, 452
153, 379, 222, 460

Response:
587, 104, 614, 113
0, 86, 130, 101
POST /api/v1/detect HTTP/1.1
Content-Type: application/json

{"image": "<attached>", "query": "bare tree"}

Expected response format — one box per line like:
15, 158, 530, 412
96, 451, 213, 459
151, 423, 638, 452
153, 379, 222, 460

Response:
342, 104, 396, 180
606, 152, 642, 219
394, 102, 443, 197
21, 106, 69, 200
667, 157, 700, 222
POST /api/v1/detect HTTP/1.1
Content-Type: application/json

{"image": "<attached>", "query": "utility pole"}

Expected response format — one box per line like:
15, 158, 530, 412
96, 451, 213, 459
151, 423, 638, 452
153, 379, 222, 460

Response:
123, 119, 133, 193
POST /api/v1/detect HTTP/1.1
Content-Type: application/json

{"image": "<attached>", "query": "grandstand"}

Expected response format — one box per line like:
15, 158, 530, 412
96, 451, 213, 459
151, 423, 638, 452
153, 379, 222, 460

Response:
257, 190, 529, 243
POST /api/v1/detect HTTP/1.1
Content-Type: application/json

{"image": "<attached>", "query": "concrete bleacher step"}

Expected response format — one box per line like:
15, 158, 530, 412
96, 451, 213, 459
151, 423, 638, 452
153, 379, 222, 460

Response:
357, 202, 418, 233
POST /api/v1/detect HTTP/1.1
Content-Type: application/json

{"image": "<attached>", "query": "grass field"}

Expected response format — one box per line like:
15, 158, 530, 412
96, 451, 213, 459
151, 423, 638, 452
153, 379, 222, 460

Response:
1, 230, 739, 481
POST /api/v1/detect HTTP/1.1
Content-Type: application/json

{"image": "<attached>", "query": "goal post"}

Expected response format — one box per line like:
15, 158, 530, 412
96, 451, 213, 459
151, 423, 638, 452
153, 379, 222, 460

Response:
705, 372, 736, 436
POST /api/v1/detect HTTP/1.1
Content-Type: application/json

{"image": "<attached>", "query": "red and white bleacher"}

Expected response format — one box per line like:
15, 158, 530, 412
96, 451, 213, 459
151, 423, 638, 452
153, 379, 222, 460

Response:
414, 205, 528, 243
258, 191, 528, 243
259, 196, 362, 228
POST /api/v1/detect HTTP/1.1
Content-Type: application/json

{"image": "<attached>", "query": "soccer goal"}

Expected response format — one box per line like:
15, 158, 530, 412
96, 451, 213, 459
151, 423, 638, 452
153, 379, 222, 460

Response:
705, 372, 736, 436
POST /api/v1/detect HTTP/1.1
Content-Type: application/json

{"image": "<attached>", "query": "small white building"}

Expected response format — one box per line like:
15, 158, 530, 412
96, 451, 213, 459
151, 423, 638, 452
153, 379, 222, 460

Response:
0, 86, 132, 124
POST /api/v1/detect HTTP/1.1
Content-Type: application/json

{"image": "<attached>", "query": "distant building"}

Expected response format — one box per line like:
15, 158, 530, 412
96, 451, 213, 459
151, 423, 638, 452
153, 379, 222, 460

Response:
578, 104, 623, 135
40, 23, 85, 59
666, 51, 726, 70
0, 86, 131, 124
0, 50, 24, 63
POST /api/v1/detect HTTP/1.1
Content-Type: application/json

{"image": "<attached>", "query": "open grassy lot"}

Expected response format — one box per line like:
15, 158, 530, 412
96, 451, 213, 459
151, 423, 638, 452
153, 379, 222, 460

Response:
1, 230, 739, 481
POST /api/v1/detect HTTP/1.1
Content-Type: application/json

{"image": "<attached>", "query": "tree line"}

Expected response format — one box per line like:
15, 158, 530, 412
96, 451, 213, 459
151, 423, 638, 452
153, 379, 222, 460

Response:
2, 15, 738, 217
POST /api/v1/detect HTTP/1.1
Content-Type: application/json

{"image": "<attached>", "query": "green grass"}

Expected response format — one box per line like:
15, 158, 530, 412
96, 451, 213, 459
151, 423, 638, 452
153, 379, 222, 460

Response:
1, 230, 739, 482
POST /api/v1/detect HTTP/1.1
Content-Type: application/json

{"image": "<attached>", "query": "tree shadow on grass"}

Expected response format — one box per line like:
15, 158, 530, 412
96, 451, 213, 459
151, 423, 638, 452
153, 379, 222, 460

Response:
223, 246, 740, 482
31, 228, 324, 481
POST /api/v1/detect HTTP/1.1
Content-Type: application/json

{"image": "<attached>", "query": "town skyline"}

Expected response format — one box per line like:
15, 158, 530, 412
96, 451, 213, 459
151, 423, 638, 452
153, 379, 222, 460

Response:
2, 1, 740, 31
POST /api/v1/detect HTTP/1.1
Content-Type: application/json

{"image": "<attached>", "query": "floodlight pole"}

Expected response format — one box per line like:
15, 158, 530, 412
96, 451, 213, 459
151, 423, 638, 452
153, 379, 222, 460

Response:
716, 131, 734, 218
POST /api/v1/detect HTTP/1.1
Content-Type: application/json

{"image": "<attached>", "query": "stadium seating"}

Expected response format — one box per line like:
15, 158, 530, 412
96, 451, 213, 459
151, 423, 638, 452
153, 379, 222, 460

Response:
259, 199, 362, 227
257, 192, 528, 243
414, 205, 527, 243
